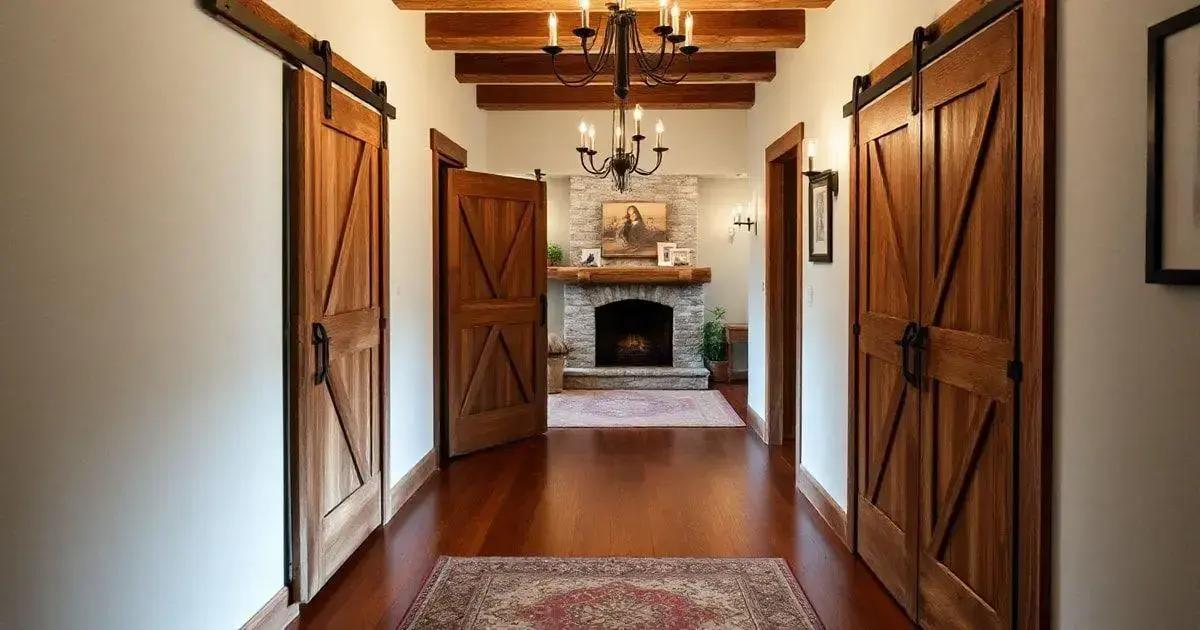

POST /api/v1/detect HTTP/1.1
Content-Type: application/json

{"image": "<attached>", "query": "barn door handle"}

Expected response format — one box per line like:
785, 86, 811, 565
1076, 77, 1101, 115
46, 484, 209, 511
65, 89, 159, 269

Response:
896, 322, 919, 387
539, 294, 547, 327
312, 322, 330, 384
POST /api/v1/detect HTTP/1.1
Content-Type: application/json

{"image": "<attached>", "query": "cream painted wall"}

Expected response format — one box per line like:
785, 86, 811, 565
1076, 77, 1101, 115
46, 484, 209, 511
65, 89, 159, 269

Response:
0, 0, 485, 628
487, 109, 749, 177
1056, 0, 1200, 626
742, 0, 1200, 627
744, 0, 957, 509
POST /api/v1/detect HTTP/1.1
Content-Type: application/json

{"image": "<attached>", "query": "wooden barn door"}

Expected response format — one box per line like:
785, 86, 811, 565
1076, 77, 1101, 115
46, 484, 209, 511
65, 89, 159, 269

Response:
444, 170, 547, 457
853, 83, 922, 617
916, 13, 1019, 629
291, 69, 388, 601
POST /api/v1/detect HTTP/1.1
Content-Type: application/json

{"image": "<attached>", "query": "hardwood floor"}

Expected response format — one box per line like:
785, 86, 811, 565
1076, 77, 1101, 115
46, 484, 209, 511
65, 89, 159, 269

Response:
296, 383, 912, 629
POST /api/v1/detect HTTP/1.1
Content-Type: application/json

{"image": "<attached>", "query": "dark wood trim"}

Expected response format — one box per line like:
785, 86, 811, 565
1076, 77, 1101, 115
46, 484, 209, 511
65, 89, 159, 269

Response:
547, 266, 713, 285
745, 405, 768, 443
454, 51, 776, 84
1018, 1, 1055, 627
763, 123, 803, 447
845, 104, 860, 555
240, 587, 299, 630
430, 129, 468, 467
796, 464, 849, 549
476, 83, 756, 111
379, 124, 394, 523
395, 0, 831, 9
1145, 5, 1200, 284
386, 450, 438, 523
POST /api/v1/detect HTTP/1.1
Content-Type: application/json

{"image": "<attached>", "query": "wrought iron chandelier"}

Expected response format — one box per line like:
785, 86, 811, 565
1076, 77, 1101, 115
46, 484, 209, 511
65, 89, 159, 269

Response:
576, 100, 668, 193
541, 0, 700, 100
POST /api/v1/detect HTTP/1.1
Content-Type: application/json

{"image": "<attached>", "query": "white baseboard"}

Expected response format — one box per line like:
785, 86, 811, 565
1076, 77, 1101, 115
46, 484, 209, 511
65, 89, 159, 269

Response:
795, 463, 849, 549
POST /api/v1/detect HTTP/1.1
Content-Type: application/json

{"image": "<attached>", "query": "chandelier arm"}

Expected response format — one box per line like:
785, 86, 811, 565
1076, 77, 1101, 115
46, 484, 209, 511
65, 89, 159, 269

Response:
630, 17, 670, 78
634, 150, 664, 176
646, 53, 691, 85
580, 14, 617, 75
552, 53, 606, 87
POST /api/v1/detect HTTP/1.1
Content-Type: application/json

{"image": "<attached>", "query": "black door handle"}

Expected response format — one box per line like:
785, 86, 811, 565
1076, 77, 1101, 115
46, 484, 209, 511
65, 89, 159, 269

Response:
312, 322, 330, 384
896, 322, 919, 387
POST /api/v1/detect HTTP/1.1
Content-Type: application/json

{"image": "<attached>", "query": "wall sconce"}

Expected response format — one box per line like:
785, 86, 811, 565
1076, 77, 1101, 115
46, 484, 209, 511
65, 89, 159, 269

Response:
801, 138, 839, 196
731, 204, 757, 234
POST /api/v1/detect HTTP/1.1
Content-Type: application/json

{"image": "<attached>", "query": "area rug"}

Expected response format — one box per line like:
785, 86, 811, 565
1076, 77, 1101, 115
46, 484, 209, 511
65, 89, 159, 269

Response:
400, 556, 823, 630
547, 390, 744, 428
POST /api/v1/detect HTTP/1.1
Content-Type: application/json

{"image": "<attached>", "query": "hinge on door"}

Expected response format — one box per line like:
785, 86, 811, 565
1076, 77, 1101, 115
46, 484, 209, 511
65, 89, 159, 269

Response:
1007, 360, 1024, 382
317, 40, 334, 119
373, 80, 389, 148
380, 316, 388, 331
852, 322, 861, 336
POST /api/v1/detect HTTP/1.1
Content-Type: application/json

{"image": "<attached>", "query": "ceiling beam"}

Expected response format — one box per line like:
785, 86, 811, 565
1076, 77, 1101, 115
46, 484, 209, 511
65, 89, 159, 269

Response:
476, 83, 755, 110
398, 0, 829, 9
426, 10, 805, 51
455, 51, 775, 83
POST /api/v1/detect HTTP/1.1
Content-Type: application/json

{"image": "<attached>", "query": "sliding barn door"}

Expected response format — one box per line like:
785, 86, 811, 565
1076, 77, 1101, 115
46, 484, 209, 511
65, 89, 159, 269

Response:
916, 13, 1019, 629
292, 69, 387, 600
853, 83, 921, 617
444, 170, 547, 457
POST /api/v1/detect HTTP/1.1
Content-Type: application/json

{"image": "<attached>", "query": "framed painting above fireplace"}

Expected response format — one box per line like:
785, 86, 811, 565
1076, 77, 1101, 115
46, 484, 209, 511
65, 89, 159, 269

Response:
601, 202, 669, 258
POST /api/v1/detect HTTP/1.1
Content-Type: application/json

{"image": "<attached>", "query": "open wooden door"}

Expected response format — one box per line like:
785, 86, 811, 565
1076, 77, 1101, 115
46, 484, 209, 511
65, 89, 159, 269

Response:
444, 170, 547, 457
853, 82, 921, 617
291, 69, 388, 601
916, 13, 1018, 629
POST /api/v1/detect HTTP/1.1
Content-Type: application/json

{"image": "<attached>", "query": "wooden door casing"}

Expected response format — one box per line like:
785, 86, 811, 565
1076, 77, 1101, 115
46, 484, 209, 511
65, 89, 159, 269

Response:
291, 69, 387, 601
916, 13, 1019, 629
854, 83, 922, 618
445, 170, 547, 457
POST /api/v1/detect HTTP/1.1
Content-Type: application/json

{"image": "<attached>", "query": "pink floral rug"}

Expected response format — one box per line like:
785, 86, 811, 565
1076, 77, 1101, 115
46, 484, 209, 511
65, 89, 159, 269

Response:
400, 557, 823, 629
547, 390, 744, 428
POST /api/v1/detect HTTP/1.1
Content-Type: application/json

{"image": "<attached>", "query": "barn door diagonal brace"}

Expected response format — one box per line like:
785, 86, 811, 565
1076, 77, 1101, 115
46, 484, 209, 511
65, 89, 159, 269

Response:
201, 0, 397, 120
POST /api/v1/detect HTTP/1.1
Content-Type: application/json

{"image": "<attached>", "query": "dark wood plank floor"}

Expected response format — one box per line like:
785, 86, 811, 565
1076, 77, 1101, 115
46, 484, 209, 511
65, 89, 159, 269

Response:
297, 383, 911, 629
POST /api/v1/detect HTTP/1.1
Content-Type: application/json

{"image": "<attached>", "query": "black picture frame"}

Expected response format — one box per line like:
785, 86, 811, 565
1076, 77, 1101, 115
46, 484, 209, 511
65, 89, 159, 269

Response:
808, 171, 835, 263
1146, 5, 1200, 285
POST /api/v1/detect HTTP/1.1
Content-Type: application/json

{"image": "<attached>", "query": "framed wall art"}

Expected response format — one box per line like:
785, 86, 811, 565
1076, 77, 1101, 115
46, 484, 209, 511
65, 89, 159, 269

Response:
601, 202, 669, 258
808, 172, 834, 263
1147, 5, 1200, 284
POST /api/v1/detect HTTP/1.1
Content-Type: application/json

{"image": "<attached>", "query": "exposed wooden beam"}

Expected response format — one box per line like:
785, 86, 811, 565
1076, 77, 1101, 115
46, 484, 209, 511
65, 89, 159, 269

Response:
426, 10, 805, 51
455, 51, 775, 83
398, 0, 830, 9
476, 83, 754, 109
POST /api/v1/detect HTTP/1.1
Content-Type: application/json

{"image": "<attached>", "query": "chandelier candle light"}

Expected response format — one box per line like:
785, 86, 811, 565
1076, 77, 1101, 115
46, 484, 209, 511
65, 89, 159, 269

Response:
576, 102, 667, 192
542, 0, 700, 100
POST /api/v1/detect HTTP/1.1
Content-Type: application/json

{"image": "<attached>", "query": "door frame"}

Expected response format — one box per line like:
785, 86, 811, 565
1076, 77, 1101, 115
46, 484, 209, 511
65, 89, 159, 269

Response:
763, 123, 803, 448
284, 69, 392, 603
845, 2, 1055, 627
430, 129, 468, 467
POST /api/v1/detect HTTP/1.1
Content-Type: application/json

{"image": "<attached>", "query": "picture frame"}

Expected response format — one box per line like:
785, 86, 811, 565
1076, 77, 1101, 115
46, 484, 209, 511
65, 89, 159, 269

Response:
671, 248, 694, 266
656, 242, 676, 267
1147, 5, 1200, 284
601, 202, 670, 259
578, 248, 603, 267
808, 172, 834, 263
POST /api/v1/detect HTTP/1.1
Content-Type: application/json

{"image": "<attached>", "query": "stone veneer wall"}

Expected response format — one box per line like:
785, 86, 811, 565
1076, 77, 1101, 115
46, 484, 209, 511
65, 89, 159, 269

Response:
568, 175, 699, 266
564, 283, 705, 369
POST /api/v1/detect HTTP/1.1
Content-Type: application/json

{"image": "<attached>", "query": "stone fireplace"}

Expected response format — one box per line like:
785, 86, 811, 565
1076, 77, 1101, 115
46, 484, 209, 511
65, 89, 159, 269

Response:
595, 300, 673, 367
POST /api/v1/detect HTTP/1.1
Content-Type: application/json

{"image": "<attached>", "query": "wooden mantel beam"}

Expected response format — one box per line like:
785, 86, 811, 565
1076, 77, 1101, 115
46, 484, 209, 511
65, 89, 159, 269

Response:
426, 10, 805, 51
476, 82, 754, 109
398, 1, 829, 10
455, 51, 775, 83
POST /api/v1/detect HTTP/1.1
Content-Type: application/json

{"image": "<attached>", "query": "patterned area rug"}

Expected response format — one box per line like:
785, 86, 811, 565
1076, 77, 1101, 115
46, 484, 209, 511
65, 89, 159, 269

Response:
547, 390, 744, 428
400, 557, 823, 630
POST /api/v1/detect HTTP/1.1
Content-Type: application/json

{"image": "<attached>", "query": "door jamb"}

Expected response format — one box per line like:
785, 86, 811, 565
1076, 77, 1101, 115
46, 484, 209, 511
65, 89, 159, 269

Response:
430, 129, 468, 468
763, 123, 803, 449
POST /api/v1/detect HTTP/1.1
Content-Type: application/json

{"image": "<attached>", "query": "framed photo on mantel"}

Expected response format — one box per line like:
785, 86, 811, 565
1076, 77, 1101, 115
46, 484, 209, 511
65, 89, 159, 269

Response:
602, 202, 669, 258
1147, 5, 1200, 284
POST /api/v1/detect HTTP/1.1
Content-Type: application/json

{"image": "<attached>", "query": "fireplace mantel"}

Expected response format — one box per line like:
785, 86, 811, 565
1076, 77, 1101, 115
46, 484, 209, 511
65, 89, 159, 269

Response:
548, 266, 712, 285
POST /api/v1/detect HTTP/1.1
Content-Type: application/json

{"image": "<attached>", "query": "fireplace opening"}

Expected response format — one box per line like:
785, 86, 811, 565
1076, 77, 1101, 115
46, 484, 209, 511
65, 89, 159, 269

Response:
595, 299, 673, 367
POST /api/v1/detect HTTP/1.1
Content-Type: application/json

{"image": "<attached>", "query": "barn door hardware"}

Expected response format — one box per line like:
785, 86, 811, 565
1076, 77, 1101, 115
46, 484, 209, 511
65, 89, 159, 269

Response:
896, 323, 928, 387
318, 40, 334, 119
910, 27, 936, 115
373, 80, 389, 148
201, 0, 397, 120
312, 322, 330, 384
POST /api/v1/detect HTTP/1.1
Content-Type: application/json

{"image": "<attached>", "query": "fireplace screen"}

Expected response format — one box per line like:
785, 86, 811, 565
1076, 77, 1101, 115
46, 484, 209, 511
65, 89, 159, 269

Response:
595, 299, 673, 367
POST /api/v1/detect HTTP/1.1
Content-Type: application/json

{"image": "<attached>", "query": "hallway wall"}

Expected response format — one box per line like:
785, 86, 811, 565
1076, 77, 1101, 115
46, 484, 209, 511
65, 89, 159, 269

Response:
742, 0, 1200, 627
0, 0, 485, 628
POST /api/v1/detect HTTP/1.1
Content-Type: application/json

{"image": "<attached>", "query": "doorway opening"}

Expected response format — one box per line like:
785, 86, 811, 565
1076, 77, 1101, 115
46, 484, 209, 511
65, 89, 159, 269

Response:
763, 123, 803, 447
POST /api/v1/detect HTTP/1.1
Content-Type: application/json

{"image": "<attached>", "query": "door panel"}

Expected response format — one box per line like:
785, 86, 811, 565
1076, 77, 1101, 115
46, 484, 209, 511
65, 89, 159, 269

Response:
854, 83, 921, 617
446, 170, 547, 457
292, 69, 387, 600
917, 12, 1018, 629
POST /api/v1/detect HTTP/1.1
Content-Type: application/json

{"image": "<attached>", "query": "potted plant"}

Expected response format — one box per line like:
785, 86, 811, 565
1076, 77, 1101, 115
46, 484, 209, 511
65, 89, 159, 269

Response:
700, 306, 730, 383
547, 243, 565, 267
547, 332, 570, 394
